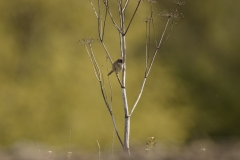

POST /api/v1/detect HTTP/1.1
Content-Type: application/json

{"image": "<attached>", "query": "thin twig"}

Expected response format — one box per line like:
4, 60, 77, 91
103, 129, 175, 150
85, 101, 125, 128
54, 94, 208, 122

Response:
106, 58, 113, 106
101, 0, 108, 40
150, 2, 157, 46
102, 0, 122, 33
89, 0, 99, 18
122, 0, 130, 12
89, 0, 103, 43
116, 73, 124, 88
145, 21, 148, 73
147, 19, 151, 73
117, 0, 123, 31
130, 78, 146, 116
161, 19, 174, 46
103, 43, 113, 62
99, 81, 124, 148
111, 116, 124, 148
101, 72, 109, 102
99, 80, 124, 147
146, 18, 170, 76
124, 0, 143, 35
90, 43, 101, 78
85, 45, 100, 80
98, 0, 102, 39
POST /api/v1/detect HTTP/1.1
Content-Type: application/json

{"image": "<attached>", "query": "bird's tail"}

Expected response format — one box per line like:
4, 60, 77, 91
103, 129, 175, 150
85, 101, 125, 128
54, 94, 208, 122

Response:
108, 70, 114, 76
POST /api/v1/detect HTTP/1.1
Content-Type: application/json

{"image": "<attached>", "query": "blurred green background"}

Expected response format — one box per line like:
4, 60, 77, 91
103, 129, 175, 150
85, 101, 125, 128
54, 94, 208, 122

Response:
0, 0, 240, 152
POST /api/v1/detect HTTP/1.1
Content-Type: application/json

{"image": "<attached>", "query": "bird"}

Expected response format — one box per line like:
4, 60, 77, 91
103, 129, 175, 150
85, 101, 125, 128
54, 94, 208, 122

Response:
108, 58, 123, 76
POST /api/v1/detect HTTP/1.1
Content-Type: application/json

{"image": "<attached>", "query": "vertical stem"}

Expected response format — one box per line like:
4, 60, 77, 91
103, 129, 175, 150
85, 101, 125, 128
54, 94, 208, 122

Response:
121, 33, 130, 154
118, 0, 130, 155
122, 89, 130, 154
96, 140, 101, 160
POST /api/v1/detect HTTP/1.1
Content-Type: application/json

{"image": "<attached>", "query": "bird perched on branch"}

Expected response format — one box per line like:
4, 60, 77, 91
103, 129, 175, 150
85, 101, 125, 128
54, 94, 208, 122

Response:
108, 58, 123, 76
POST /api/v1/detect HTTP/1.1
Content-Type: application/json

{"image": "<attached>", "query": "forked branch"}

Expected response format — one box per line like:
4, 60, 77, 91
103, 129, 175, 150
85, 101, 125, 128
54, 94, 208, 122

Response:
130, 2, 185, 115
80, 38, 124, 148
130, 17, 171, 116
102, 0, 122, 33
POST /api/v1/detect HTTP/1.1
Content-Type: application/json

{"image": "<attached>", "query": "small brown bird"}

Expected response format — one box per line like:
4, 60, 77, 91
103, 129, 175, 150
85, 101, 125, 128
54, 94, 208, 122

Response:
108, 58, 123, 76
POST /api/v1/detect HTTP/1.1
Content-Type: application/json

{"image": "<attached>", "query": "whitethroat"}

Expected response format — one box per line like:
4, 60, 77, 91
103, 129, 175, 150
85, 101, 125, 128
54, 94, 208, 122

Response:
108, 58, 123, 76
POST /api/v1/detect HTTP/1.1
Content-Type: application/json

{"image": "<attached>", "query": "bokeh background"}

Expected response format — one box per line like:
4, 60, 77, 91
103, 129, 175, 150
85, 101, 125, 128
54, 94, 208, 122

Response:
0, 0, 240, 155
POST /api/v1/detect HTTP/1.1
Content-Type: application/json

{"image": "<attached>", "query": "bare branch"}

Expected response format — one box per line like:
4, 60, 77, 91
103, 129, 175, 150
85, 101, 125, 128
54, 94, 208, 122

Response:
101, 1, 108, 40
124, 0, 142, 35
161, 19, 174, 46
82, 38, 124, 148
149, 2, 157, 46
130, 2, 182, 115
130, 18, 171, 116
85, 44, 101, 80
145, 20, 149, 73
146, 18, 170, 76
89, 0, 103, 40
116, 73, 124, 88
117, 0, 123, 30
130, 78, 146, 116
101, 42, 113, 63
99, 79, 124, 148
89, 0, 99, 18
110, 114, 124, 147
102, 0, 122, 33
151, 18, 157, 47
143, 17, 152, 74
147, 19, 151, 73
122, 0, 130, 12
98, 0, 102, 39
102, 74, 124, 147
90, 43, 102, 78
106, 58, 113, 105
